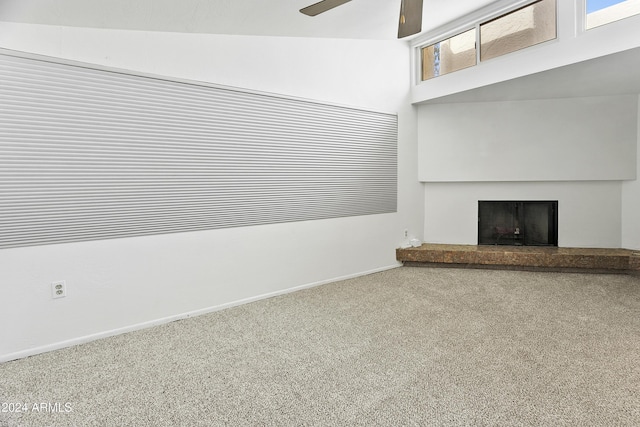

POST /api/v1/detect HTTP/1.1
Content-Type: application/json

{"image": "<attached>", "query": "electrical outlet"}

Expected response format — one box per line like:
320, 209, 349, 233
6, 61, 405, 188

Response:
404, 229, 409, 238
51, 280, 66, 299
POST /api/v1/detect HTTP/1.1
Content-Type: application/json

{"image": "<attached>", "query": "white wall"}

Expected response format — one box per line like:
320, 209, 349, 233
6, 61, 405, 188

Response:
418, 96, 638, 182
0, 23, 424, 361
621, 95, 640, 250
424, 181, 623, 248
417, 95, 636, 248
0, 23, 399, 110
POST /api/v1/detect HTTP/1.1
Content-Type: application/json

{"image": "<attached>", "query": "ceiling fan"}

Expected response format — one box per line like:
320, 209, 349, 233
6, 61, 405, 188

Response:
300, 0, 423, 38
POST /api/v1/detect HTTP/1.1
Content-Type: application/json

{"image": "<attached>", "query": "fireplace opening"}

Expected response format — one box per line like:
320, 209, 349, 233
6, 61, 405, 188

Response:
478, 201, 558, 246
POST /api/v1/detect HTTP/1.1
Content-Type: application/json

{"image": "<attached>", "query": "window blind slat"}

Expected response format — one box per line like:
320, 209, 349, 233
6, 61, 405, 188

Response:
0, 51, 397, 249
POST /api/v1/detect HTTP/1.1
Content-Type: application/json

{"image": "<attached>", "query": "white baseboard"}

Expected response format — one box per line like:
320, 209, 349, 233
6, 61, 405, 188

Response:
0, 263, 401, 363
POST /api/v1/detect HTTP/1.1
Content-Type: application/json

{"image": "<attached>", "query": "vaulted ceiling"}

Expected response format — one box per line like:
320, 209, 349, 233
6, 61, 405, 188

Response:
2, 1, 638, 101
0, 0, 498, 40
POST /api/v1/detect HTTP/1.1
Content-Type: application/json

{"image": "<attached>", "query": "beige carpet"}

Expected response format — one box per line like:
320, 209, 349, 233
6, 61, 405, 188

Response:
1, 267, 639, 426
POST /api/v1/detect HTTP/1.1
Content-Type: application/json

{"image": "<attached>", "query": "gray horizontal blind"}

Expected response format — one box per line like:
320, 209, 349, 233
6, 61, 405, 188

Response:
0, 52, 397, 249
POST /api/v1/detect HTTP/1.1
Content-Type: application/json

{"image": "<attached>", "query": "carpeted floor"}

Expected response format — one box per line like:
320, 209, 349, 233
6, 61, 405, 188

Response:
1, 267, 639, 426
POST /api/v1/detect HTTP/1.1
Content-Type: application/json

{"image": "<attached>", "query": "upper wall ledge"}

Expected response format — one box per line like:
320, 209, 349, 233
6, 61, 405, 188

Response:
411, 0, 640, 104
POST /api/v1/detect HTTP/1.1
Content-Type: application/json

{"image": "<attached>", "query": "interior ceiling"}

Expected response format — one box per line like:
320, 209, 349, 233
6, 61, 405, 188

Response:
1, 0, 638, 100
0, 0, 498, 40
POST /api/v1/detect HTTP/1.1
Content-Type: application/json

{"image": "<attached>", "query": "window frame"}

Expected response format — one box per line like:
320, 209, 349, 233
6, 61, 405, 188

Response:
412, 0, 559, 85
479, 0, 558, 62
420, 28, 477, 81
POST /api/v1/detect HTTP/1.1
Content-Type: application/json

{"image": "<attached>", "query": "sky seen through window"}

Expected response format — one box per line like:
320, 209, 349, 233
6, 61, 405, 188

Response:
587, 0, 627, 13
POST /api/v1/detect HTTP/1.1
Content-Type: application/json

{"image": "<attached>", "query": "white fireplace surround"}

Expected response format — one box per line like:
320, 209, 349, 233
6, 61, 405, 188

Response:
423, 181, 622, 248
419, 95, 639, 249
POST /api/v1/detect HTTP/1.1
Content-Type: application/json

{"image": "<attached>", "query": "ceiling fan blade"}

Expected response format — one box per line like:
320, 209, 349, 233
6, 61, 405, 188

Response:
398, 0, 423, 38
300, 0, 352, 16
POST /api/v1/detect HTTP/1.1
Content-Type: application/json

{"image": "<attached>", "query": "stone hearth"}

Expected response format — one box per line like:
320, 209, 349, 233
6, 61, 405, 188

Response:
397, 244, 640, 274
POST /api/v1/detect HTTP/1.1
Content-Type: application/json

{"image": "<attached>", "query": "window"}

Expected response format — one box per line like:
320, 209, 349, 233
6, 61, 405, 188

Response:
418, 0, 559, 81
480, 0, 556, 61
586, 0, 640, 29
421, 29, 476, 81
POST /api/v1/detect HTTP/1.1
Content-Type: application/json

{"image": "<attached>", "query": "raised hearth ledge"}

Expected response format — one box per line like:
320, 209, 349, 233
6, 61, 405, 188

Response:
397, 244, 640, 275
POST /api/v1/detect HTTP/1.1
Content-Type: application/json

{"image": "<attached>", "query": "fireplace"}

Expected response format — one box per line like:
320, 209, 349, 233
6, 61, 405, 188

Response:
478, 201, 558, 246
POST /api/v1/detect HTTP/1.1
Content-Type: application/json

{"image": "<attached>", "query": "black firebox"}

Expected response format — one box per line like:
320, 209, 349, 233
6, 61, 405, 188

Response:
478, 201, 558, 246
